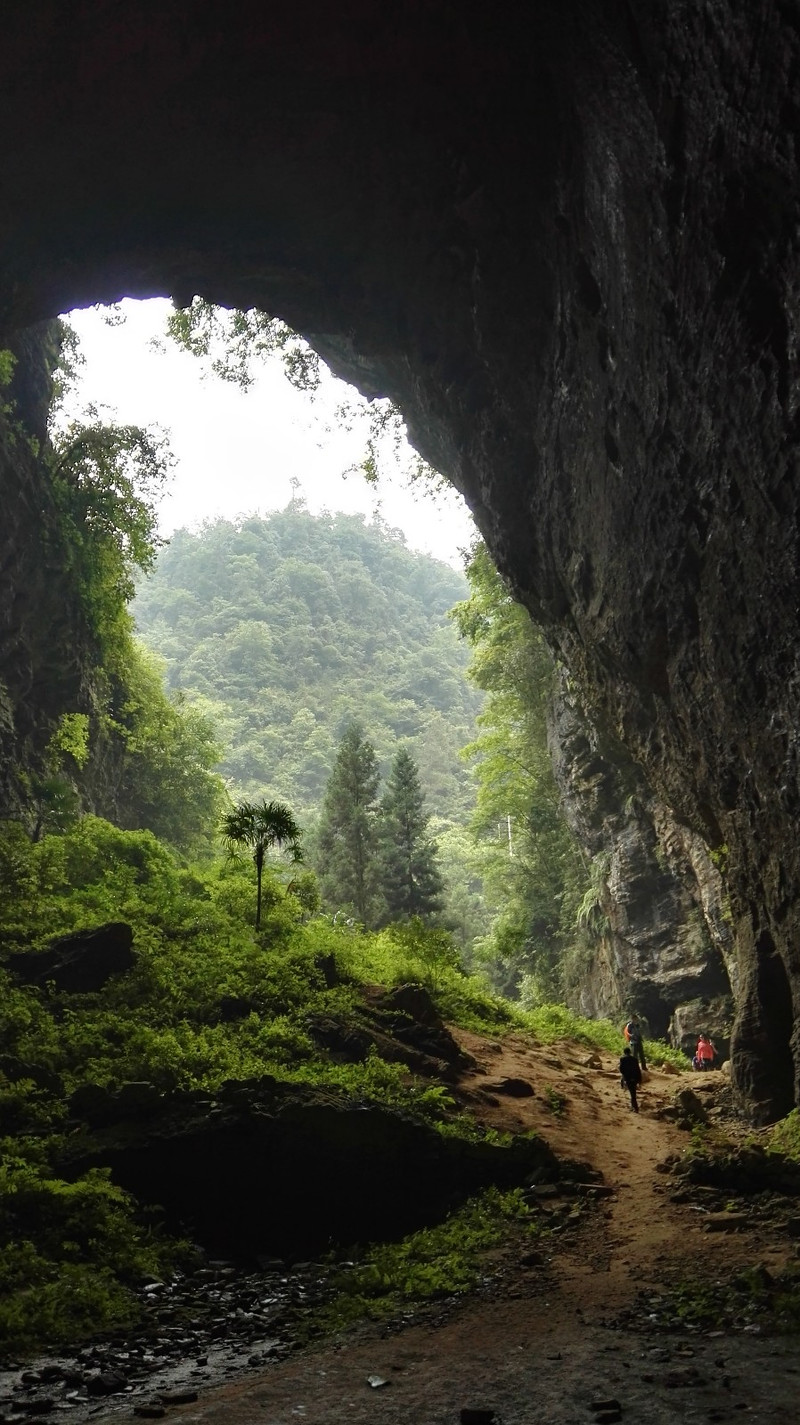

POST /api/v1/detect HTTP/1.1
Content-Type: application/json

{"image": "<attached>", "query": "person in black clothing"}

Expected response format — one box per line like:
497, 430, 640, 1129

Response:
619, 1046, 642, 1113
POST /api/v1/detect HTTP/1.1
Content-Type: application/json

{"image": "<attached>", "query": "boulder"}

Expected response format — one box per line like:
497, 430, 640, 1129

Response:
484, 1077, 535, 1098
376, 983, 443, 1028
0, 1054, 63, 1093
5, 923, 134, 993
306, 1010, 469, 1082
672, 1088, 709, 1127
217, 996, 258, 1023
69, 1081, 164, 1127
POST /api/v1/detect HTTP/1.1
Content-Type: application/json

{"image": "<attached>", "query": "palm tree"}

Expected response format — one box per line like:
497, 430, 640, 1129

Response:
221, 798, 303, 929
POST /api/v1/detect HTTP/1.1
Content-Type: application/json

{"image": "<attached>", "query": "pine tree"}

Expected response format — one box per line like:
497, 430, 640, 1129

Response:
379, 747, 444, 921
316, 722, 381, 924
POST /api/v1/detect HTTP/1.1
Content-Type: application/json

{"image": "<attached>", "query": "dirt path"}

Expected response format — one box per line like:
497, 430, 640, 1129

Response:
101, 1034, 800, 1424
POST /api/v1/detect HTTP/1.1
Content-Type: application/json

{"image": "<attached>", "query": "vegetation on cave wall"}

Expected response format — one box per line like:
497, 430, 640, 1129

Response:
0, 320, 228, 852
452, 545, 589, 1001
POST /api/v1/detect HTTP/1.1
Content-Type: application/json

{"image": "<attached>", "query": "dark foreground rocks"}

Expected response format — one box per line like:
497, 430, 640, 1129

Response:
61, 1076, 559, 1258
4, 923, 135, 993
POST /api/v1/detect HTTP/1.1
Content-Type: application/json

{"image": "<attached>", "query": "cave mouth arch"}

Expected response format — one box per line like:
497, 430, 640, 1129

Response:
3, 3, 800, 1116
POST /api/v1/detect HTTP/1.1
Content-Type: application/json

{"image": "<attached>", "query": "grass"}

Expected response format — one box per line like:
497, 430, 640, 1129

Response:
662, 1264, 800, 1335
543, 1084, 568, 1117
317, 1186, 541, 1332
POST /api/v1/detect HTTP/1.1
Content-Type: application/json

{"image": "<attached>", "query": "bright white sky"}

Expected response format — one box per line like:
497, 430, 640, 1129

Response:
63, 299, 476, 569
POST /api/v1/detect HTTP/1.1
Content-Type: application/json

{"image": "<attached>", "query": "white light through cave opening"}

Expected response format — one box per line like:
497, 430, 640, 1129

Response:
61, 298, 476, 570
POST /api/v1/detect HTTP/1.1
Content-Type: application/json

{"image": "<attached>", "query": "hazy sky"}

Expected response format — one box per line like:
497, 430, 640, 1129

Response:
62, 299, 476, 568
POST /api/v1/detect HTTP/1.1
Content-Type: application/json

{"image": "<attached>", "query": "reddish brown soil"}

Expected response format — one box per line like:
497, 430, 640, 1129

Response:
140, 1033, 800, 1425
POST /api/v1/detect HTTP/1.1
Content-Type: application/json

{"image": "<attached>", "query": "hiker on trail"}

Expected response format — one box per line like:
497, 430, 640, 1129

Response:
624, 1014, 647, 1070
693, 1033, 717, 1070
619, 1046, 642, 1113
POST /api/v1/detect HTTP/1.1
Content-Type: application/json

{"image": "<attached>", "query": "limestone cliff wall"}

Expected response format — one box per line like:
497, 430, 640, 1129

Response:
0, 3, 798, 1117
549, 676, 734, 1057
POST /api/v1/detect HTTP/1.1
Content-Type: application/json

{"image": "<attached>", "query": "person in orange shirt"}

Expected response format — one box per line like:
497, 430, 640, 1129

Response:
624, 1014, 647, 1070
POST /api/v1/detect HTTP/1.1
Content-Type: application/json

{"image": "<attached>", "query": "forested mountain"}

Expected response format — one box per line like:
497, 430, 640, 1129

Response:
133, 504, 482, 823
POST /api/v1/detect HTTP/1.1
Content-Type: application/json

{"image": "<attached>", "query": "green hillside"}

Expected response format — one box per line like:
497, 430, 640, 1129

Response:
133, 504, 482, 824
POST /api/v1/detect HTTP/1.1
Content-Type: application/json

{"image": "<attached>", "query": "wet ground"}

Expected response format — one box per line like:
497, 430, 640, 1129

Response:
0, 1258, 331, 1422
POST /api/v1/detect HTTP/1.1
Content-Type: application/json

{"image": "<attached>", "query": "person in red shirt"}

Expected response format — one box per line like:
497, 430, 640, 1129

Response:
693, 1033, 717, 1070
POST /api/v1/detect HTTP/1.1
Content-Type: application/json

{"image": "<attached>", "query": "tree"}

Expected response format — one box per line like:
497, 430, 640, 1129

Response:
110, 642, 227, 853
451, 543, 587, 998
50, 413, 172, 664
221, 799, 303, 929
378, 748, 444, 922
315, 722, 380, 924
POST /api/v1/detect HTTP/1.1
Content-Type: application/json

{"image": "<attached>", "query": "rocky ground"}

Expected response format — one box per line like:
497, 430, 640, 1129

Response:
3, 1030, 800, 1425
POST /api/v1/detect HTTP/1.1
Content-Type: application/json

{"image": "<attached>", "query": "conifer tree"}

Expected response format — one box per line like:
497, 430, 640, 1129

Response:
379, 747, 444, 921
316, 722, 381, 925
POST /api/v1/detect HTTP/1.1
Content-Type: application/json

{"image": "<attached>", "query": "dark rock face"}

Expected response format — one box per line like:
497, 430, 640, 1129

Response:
1, 4, 799, 1116
62, 1078, 558, 1257
550, 677, 735, 1056
5, 922, 135, 993
307, 984, 475, 1082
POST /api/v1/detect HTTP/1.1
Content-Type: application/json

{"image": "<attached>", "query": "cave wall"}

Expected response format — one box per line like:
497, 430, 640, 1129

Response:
549, 674, 735, 1057
1, 2, 799, 1117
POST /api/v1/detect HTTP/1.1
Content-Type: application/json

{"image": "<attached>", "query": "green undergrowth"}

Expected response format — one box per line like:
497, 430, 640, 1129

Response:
317, 1186, 540, 1332
516, 1002, 689, 1069
661, 1263, 800, 1334
0, 1155, 187, 1351
768, 1109, 800, 1162
0, 814, 684, 1353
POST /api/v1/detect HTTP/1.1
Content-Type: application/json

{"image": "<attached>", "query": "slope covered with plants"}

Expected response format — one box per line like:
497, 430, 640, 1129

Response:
0, 814, 610, 1352
133, 505, 482, 825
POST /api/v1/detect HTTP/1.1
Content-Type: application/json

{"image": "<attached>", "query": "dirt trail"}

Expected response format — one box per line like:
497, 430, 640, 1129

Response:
121, 1034, 800, 1425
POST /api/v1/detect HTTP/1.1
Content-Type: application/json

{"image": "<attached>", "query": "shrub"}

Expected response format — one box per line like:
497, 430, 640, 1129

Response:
0, 1156, 178, 1350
